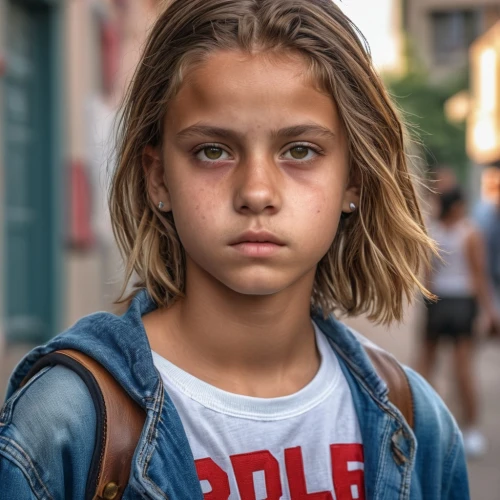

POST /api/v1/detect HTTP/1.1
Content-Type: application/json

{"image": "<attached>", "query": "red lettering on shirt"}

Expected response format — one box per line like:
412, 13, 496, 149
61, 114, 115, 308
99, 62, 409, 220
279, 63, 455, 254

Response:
330, 444, 365, 500
194, 444, 365, 499
284, 446, 333, 499
195, 457, 230, 500
230, 450, 282, 500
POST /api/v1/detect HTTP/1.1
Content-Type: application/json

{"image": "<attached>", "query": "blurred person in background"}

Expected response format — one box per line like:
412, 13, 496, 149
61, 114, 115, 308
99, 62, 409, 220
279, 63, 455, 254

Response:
473, 166, 500, 320
419, 184, 499, 458
426, 165, 459, 219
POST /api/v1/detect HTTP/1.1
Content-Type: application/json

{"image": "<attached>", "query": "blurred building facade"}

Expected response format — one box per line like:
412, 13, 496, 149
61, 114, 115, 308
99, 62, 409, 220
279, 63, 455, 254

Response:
403, 0, 500, 81
401, 0, 500, 203
0, 0, 162, 345
468, 21, 500, 168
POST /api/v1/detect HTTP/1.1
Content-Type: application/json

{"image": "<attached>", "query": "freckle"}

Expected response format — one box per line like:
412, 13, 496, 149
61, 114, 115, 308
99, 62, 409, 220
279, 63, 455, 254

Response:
317, 210, 321, 214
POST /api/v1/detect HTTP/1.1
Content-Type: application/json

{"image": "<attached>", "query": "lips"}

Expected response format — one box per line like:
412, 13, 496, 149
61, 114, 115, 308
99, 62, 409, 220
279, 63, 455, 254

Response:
229, 230, 285, 246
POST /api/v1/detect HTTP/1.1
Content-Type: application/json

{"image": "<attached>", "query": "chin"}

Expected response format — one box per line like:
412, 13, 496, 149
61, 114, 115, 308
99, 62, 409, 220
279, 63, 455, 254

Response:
233, 286, 284, 297
220, 273, 291, 297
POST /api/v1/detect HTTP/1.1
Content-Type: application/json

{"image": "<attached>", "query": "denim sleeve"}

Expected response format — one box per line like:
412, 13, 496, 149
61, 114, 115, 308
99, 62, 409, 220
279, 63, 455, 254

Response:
0, 456, 39, 499
405, 367, 470, 500
0, 365, 96, 499
442, 428, 469, 500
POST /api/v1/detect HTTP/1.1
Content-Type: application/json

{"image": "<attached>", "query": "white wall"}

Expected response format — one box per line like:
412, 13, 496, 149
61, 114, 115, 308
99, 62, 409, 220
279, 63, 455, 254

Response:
338, 0, 403, 74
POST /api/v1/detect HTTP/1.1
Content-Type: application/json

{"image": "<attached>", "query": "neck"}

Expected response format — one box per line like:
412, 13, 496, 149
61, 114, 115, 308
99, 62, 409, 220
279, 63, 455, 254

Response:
145, 258, 320, 397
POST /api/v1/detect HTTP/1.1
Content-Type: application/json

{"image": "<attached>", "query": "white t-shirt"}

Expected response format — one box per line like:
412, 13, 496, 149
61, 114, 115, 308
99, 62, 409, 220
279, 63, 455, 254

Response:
428, 219, 474, 297
152, 322, 364, 500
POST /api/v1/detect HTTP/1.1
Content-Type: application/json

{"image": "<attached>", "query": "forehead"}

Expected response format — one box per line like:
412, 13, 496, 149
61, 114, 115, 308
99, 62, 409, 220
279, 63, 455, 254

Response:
165, 50, 341, 134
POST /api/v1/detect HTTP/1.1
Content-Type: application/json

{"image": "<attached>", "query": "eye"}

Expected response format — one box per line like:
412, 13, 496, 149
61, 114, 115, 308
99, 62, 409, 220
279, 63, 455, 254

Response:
282, 145, 319, 161
195, 146, 231, 161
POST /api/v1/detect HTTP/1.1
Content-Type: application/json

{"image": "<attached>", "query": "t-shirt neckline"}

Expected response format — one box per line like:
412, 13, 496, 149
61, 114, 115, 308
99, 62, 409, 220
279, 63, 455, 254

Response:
152, 321, 340, 421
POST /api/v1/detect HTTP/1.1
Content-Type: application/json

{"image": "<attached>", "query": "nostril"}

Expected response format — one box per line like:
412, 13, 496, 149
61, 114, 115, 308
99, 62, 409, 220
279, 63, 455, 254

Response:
234, 184, 281, 214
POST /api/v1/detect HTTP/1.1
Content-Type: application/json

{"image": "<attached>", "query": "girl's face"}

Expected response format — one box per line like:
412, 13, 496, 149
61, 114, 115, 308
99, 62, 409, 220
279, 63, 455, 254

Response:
146, 50, 358, 297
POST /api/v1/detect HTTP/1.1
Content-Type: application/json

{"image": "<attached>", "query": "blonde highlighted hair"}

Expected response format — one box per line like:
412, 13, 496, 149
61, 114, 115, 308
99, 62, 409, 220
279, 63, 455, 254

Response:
110, 0, 436, 323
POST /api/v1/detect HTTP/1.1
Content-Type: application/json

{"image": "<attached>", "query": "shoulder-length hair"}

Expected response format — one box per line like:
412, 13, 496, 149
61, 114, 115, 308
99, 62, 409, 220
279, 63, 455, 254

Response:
110, 0, 436, 323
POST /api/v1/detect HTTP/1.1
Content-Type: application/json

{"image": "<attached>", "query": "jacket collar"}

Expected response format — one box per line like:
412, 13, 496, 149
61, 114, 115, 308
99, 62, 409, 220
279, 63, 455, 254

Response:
7, 290, 158, 405
9, 290, 390, 408
312, 311, 390, 403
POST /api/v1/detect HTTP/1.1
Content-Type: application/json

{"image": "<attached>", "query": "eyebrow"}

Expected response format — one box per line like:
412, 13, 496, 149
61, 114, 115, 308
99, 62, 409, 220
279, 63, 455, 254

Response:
175, 123, 336, 141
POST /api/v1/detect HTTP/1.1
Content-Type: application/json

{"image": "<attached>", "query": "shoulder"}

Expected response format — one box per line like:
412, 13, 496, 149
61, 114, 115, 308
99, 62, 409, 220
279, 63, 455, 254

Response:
404, 367, 469, 497
0, 364, 95, 498
460, 220, 484, 253
5, 311, 123, 399
404, 366, 458, 439
461, 218, 480, 235
319, 320, 469, 496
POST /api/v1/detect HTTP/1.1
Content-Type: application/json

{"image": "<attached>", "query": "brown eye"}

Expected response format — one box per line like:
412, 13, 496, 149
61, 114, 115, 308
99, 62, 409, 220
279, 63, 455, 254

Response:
195, 145, 230, 163
204, 147, 223, 160
289, 146, 309, 160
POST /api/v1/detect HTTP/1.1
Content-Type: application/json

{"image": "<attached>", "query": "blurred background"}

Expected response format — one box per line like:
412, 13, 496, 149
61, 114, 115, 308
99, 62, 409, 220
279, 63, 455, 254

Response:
0, 0, 499, 498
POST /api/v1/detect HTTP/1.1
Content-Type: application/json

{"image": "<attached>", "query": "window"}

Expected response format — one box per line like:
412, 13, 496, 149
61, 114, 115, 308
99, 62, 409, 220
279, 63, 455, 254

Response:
431, 10, 481, 64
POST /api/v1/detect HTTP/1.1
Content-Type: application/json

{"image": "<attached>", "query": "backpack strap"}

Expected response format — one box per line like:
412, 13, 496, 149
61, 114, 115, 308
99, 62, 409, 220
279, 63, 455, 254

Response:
22, 349, 146, 500
363, 344, 415, 429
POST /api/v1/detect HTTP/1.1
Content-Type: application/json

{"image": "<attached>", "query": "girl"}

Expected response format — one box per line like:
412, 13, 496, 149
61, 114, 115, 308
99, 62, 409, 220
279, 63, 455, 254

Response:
419, 184, 498, 458
0, 1, 468, 499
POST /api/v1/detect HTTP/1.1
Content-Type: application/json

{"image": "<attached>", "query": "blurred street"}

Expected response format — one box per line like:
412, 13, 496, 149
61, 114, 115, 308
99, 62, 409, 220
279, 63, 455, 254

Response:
2, 300, 500, 499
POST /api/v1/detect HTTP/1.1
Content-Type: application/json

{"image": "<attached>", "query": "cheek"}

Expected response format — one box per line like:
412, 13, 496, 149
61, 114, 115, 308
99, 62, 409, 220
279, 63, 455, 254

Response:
295, 181, 344, 253
301, 177, 344, 222
169, 181, 223, 243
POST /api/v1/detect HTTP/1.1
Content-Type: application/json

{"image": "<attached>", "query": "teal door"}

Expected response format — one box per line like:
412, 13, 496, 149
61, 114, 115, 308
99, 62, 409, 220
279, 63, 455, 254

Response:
3, 0, 62, 343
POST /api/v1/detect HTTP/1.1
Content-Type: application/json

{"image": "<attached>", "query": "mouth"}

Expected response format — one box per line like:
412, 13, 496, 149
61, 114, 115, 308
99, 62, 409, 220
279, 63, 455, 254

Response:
229, 231, 286, 257
229, 230, 285, 246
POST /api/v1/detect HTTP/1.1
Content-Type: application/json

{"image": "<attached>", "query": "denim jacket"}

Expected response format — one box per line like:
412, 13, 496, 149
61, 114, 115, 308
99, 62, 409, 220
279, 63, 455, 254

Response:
0, 290, 469, 499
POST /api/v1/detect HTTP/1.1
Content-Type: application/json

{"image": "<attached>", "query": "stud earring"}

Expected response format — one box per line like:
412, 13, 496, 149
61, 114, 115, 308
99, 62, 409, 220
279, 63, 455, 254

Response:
349, 202, 356, 212
158, 201, 164, 210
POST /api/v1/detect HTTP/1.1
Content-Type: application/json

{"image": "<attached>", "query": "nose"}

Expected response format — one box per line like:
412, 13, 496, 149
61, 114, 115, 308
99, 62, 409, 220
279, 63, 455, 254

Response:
233, 156, 283, 215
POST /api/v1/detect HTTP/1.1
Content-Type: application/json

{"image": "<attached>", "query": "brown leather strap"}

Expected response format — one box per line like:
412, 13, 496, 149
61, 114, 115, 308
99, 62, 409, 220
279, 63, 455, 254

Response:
56, 350, 146, 500
364, 345, 414, 429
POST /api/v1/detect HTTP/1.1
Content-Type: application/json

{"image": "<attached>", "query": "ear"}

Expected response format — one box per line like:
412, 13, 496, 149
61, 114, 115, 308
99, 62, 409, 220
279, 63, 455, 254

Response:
341, 181, 361, 214
143, 145, 172, 211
